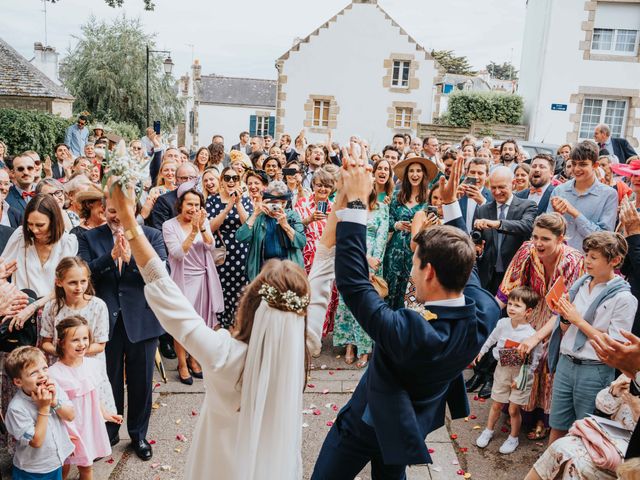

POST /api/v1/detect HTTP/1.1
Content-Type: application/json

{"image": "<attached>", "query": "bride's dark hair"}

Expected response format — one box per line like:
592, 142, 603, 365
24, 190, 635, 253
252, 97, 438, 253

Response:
233, 259, 311, 388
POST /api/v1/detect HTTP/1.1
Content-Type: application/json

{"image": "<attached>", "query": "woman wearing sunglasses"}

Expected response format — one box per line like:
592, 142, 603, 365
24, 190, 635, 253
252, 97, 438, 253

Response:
205, 167, 253, 328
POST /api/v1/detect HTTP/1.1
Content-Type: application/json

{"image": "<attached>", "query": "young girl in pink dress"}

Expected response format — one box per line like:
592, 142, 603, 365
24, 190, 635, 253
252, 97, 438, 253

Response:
48, 316, 122, 479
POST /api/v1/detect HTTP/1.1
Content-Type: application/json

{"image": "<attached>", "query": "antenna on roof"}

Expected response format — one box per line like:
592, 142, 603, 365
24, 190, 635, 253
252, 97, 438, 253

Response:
41, 0, 48, 46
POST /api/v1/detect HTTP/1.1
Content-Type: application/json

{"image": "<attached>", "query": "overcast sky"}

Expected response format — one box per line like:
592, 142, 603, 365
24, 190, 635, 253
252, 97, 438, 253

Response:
4, 0, 526, 80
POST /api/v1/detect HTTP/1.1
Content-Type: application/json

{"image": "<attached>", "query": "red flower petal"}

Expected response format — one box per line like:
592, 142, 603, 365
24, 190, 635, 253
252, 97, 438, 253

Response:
106, 458, 114, 464
501, 426, 509, 433
313, 409, 322, 416
469, 414, 477, 419
326, 421, 334, 427
307, 383, 315, 388
328, 371, 335, 375
457, 469, 465, 475
428, 448, 435, 453
459, 447, 468, 453
149, 440, 157, 445
450, 434, 458, 440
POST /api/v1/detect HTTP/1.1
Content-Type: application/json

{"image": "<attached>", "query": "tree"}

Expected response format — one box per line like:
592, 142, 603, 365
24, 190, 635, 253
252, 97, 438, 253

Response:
47, 0, 155, 11
61, 16, 182, 133
431, 50, 476, 75
486, 61, 518, 80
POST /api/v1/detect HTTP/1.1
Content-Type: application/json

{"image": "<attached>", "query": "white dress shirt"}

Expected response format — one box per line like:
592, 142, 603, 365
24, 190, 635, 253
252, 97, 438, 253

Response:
528, 183, 550, 206
560, 277, 637, 360
0, 200, 10, 226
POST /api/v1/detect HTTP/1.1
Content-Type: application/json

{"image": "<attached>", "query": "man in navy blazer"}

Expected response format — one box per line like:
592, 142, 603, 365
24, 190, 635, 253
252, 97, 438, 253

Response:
312, 157, 499, 479
6, 154, 37, 218
78, 196, 167, 461
147, 162, 198, 231
459, 157, 493, 231
595, 123, 637, 163
516, 153, 555, 216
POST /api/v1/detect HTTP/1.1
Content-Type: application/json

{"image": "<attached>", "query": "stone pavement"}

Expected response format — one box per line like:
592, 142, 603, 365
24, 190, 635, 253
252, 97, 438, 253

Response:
1, 338, 468, 479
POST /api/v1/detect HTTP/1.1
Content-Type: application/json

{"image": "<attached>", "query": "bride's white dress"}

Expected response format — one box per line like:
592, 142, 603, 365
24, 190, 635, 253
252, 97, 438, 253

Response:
140, 245, 335, 479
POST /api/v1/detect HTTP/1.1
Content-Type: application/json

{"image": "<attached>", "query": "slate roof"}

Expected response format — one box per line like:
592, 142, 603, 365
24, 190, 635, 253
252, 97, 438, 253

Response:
198, 75, 276, 107
0, 37, 73, 100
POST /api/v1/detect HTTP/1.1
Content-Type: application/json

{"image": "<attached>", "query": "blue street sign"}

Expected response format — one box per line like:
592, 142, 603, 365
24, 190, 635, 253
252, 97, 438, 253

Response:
551, 104, 567, 111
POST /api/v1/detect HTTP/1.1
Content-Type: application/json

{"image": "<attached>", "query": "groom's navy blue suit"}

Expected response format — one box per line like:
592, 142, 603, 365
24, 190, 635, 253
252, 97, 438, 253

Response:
312, 209, 500, 479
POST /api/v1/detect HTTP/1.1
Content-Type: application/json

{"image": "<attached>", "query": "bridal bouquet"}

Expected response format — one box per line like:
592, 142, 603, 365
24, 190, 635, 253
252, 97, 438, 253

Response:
102, 140, 148, 200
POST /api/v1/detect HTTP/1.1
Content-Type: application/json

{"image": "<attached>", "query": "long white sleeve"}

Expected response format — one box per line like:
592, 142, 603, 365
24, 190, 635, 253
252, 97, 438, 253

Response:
306, 244, 336, 356
142, 257, 235, 370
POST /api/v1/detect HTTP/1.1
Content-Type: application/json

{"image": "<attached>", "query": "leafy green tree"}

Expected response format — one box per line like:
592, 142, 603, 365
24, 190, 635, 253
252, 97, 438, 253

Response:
486, 61, 518, 80
0, 109, 71, 157
431, 50, 476, 75
47, 0, 155, 11
61, 15, 183, 132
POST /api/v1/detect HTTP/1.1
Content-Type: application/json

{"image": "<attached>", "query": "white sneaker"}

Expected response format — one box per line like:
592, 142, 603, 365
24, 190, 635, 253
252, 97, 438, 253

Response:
499, 435, 519, 454
476, 428, 494, 448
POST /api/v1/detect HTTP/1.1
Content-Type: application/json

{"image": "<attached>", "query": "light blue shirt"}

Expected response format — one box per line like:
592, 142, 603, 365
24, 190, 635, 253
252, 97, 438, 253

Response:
547, 178, 618, 251
64, 123, 89, 157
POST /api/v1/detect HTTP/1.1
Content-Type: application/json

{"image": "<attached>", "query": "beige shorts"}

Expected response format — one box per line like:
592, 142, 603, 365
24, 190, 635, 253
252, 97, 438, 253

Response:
491, 364, 533, 406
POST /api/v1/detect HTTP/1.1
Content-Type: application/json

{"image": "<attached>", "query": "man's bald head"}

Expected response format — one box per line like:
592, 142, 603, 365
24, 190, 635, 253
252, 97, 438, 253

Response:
489, 166, 514, 204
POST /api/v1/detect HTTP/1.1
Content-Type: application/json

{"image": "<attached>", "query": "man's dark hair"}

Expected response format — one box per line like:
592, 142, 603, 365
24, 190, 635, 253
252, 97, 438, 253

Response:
531, 153, 555, 170
78, 114, 88, 122
382, 145, 401, 158
392, 133, 405, 142
499, 139, 519, 154
240, 131, 249, 138
508, 286, 540, 310
413, 225, 475, 292
570, 140, 599, 164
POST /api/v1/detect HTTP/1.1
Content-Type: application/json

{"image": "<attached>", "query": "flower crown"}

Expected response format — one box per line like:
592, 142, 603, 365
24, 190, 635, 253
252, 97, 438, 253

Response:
258, 283, 310, 315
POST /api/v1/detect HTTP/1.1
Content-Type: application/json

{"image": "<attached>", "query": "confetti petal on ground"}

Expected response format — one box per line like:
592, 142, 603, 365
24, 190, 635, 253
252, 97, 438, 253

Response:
452, 460, 459, 465
450, 434, 458, 440
324, 403, 334, 409
161, 465, 171, 471
428, 448, 435, 453
432, 466, 443, 472
307, 383, 315, 388
174, 447, 181, 453
160, 403, 167, 407
150, 463, 159, 469
332, 404, 338, 411
472, 425, 482, 430
313, 409, 322, 416
151, 402, 160, 409
336, 355, 341, 359
459, 447, 468, 453
149, 440, 157, 445
501, 426, 509, 433
469, 414, 477, 419
326, 421, 334, 427
322, 389, 329, 394
106, 458, 114, 464
464, 473, 472, 479
328, 371, 335, 375
175, 419, 181, 424
478, 398, 486, 403
302, 423, 309, 428
309, 404, 317, 409
320, 364, 327, 369
457, 469, 465, 475
176, 434, 187, 442
191, 410, 198, 416
473, 395, 479, 401
302, 409, 313, 415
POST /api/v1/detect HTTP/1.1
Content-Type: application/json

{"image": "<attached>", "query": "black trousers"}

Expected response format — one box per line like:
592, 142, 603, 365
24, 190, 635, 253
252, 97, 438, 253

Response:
311, 411, 407, 480
105, 315, 158, 443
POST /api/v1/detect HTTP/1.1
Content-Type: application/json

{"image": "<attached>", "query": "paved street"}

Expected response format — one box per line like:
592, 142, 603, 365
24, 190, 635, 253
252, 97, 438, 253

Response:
1, 337, 542, 479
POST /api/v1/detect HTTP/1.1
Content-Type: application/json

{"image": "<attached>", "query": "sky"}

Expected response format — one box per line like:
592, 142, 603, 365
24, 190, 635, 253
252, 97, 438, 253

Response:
3, 0, 526, 80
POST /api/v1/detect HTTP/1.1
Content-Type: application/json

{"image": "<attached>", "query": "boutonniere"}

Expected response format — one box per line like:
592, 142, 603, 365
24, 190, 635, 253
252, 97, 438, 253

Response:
409, 306, 438, 321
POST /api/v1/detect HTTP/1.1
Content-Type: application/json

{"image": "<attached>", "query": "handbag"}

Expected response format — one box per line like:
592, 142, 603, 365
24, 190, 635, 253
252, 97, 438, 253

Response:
371, 275, 389, 298
213, 231, 227, 266
0, 314, 37, 353
514, 354, 531, 391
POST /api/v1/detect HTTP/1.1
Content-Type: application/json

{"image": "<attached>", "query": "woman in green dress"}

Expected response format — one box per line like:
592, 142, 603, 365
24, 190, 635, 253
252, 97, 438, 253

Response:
373, 158, 394, 204
382, 155, 438, 309
333, 187, 389, 367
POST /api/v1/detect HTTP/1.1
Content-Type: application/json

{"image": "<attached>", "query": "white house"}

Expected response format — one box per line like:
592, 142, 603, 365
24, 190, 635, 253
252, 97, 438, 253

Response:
275, 0, 444, 151
180, 60, 276, 149
519, 0, 640, 147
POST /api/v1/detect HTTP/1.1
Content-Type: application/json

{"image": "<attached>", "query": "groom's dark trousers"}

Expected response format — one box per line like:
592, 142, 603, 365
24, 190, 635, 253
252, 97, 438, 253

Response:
312, 211, 500, 479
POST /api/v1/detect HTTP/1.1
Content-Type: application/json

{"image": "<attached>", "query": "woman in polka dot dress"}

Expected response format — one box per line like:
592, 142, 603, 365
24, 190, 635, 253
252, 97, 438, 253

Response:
206, 167, 254, 328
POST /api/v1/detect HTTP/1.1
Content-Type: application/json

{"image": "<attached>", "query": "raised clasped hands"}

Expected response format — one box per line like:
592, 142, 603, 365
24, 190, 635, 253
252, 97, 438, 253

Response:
438, 157, 463, 205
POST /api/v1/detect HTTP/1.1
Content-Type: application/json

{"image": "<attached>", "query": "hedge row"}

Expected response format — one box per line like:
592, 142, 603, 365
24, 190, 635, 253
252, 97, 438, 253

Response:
444, 91, 524, 128
0, 109, 142, 158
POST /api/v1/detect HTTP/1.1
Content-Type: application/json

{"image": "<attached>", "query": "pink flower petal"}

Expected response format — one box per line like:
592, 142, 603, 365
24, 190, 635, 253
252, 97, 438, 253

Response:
326, 421, 334, 427
428, 448, 435, 454
313, 409, 322, 416
307, 383, 315, 388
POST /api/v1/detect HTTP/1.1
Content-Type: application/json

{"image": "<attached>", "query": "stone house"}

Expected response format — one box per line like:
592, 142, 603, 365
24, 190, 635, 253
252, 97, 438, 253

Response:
0, 38, 73, 118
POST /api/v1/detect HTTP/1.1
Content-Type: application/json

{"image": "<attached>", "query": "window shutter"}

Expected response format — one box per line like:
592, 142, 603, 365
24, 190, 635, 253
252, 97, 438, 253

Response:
249, 115, 257, 136
268, 116, 275, 137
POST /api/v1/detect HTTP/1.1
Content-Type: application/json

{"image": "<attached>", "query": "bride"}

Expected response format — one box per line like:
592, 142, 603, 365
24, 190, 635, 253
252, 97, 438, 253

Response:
107, 181, 336, 479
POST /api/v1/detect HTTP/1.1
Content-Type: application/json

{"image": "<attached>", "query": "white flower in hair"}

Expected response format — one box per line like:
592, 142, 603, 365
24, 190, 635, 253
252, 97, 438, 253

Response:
102, 140, 149, 200
258, 283, 310, 315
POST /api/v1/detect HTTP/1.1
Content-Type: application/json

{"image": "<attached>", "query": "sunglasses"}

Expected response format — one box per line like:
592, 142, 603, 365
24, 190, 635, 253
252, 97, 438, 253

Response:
16, 166, 35, 172
78, 122, 86, 126
223, 175, 240, 182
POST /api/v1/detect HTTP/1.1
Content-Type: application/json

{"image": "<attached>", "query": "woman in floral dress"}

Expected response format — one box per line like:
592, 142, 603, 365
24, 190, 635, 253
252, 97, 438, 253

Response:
382, 156, 437, 309
497, 213, 584, 440
333, 189, 389, 367
206, 167, 253, 328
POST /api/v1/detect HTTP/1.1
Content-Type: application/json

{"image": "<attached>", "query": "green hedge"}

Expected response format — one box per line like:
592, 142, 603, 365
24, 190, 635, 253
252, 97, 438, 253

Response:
445, 92, 524, 128
0, 109, 142, 158
0, 109, 71, 158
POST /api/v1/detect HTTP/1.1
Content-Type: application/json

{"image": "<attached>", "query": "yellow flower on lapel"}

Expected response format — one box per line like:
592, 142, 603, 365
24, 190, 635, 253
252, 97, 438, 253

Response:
422, 309, 438, 322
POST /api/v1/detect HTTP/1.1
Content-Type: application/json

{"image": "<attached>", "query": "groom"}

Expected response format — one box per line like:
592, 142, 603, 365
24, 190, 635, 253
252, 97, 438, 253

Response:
312, 156, 500, 479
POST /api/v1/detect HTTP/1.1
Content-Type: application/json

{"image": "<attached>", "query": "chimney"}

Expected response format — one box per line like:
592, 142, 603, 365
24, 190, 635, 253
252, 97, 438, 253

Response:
192, 59, 201, 82
32, 42, 60, 85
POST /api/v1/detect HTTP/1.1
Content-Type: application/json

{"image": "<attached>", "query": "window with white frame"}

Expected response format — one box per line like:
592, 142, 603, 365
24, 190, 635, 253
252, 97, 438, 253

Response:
579, 98, 627, 139
256, 116, 270, 136
395, 107, 413, 128
592, 2, 640, 55
313, 100, 330, 127
392, 60, 411, 88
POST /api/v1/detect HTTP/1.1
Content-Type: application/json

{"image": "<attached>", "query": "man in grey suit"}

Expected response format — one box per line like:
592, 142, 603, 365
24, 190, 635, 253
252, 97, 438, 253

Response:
473, 166, 537, 294
230, 131, 251, 155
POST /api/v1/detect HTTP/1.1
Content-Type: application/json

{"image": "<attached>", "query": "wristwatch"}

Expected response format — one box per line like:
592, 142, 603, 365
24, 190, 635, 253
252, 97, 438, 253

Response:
346, 199, 366, 210
124, 225, 143, 241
